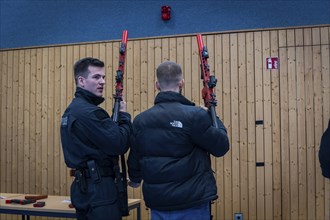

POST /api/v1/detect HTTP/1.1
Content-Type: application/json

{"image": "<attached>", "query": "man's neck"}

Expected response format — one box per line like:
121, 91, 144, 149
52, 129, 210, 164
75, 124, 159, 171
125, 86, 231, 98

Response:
160, 87, 180, 93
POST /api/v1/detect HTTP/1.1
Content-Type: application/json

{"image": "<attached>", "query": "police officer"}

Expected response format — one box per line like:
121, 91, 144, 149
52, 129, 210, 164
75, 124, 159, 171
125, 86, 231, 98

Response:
60, 57, 132, 220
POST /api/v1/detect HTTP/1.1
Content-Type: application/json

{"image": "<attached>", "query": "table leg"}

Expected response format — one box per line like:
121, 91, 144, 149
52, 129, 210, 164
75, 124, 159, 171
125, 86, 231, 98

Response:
137, 205, 141, 220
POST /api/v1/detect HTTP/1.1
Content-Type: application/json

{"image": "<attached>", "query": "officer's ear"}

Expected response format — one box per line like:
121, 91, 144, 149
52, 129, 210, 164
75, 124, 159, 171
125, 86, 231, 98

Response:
77, 76, 85, 87
178, 78, 184, 89
155, 81, 161, 91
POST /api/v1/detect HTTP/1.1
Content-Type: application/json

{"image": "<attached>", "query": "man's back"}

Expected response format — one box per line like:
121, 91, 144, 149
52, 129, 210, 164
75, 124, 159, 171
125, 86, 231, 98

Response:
129, 91, 229, 211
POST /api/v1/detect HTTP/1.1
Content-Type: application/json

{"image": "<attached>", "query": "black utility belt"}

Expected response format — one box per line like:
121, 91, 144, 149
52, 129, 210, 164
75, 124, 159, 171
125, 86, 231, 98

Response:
70, 167, 114, 178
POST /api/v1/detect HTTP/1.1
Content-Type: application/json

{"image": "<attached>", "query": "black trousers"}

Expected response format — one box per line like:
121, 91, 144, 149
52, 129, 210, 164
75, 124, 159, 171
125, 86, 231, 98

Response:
71, 176, 121, 220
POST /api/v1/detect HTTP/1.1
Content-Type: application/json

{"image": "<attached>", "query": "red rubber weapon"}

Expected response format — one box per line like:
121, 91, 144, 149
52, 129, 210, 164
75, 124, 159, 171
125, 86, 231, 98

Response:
196, 34, 218, 128
112, 30, 128, 122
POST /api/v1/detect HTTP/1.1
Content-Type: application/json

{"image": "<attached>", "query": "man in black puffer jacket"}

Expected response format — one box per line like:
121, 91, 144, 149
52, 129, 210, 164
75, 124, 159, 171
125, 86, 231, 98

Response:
128, 61, 229, 220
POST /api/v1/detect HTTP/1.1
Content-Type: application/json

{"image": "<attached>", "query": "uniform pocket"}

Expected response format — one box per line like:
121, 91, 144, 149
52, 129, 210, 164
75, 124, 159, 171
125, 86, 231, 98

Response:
90, 177, 118, 207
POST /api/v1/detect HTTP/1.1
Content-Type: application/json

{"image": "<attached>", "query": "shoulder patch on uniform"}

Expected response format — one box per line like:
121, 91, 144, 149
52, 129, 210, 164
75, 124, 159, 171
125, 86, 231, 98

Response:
61, 116, 68, 127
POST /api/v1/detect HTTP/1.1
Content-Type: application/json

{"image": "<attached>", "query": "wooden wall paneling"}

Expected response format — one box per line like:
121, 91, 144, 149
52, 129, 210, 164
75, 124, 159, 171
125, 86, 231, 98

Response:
246, 31, 257, 220
320, 26, 330, 220
312, 27, 325, 220
35, 48, 43, 194
71, 45, 79, 101
104, 42, 113, 113
0, 51, 5, 192
12, 50, 19, 193
86, 44, 93, 58
304, 28, 316, 220
279, 29, 290, 220
140, 40, 148, 113
18, 50, 25, 193
238, 32, 248, 218
222, 33, 232, 220
0, 51, 8, 220
191, 36, 200, 105
79, 44, 86, 58
113, 40, 121, 109
216, 36, 226, 219
229, 33, 240, 218
270, 30, 281, 220
183, 37, 192, 100
287, 29, 299, 220
53, 47, 61, 196
133, 40, 141, 120
295, 28, 308, 220
254, 31, 265, 220
161, 38, 169, 62
47, 47, 55, 195
24, 49, 32, 193
92, 44, 99, 58
60, 46, 69, 196
17, 50, 28, 192
6, 50, 13, 193
29, 48, 37, 194
215, 34, 223, 118
3, 51, 9, 193
176, 37, 184, 72
262, 30, 273, 220
147, 39, 155, 109
214, 33, 225, 220
41, 47, 49, 194
98, 43, 106, 111
169, 37, 177, 63
131, 38, 147, 218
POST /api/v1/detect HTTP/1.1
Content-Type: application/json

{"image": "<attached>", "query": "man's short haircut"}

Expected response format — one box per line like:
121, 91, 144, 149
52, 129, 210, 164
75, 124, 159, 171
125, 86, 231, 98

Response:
156, 61, 182, 89
74, 57, 104, 84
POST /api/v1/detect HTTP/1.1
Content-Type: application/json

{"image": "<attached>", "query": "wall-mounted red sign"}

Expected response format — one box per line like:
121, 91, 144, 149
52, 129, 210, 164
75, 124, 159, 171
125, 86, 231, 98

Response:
266, 57, 279, 69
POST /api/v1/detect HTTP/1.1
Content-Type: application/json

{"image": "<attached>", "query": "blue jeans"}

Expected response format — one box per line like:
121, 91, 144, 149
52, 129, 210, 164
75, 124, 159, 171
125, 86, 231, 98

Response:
151, 202, 210, 220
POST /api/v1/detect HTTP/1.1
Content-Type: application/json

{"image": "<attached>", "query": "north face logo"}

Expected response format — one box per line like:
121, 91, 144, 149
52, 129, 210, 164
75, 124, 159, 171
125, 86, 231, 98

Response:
170, 120, 183, 128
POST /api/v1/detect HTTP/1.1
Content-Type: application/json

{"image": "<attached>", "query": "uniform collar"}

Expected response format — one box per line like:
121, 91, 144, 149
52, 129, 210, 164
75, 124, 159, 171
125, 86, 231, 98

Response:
154, 91, 195, 106
75, 87, 105, 106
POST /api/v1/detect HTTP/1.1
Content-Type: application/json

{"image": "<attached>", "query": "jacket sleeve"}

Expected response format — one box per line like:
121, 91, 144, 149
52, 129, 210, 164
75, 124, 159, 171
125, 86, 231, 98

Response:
81, 108, 132, 156
191, 108, 230, 157
127, 131, 142, 183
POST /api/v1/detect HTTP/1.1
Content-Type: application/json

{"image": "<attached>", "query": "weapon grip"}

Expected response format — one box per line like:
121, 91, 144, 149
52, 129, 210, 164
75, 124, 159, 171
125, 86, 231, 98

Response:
113, 100, 120, 123
209, 106, 218, 128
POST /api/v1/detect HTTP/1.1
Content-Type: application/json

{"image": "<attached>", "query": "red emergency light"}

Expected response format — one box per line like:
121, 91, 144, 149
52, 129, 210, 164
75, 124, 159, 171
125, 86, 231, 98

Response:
161, 6, 171, 21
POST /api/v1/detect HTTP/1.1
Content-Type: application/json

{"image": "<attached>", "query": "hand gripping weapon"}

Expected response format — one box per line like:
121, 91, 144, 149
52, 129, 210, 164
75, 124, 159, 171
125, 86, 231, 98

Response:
112, 30, 129, 217
196, 34, 218, 128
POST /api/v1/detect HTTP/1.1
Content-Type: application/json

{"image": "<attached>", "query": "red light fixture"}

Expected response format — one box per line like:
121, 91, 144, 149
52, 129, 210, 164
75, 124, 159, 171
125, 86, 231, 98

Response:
161, 6, 171, 21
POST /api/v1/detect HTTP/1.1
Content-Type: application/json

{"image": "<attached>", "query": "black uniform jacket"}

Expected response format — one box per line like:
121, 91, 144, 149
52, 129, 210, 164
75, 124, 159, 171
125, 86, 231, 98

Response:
60, 87, 132, 169
128, 91, 230, 211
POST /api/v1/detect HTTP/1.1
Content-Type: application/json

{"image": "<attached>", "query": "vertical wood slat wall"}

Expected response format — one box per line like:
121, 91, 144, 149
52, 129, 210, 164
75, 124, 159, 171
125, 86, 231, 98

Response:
0, 25, 329, 220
